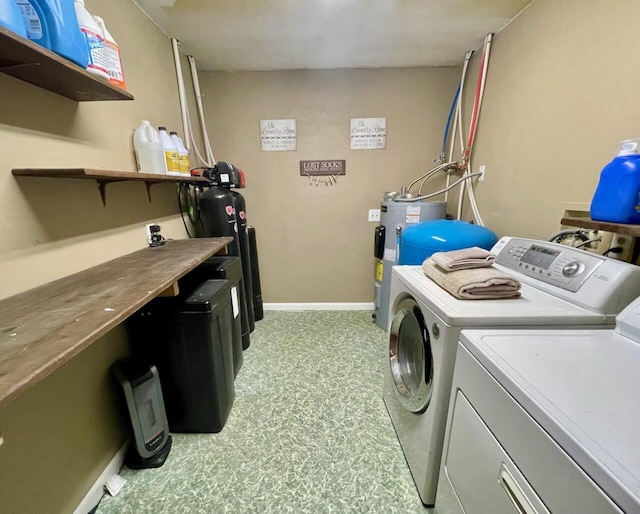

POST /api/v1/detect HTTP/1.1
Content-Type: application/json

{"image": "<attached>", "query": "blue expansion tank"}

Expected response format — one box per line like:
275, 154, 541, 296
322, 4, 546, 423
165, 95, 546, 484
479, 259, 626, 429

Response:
399, 219, 498, 265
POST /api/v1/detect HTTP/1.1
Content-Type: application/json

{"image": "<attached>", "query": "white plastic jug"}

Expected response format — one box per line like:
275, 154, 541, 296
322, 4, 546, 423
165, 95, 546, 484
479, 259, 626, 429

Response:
74, 0, 108, 79
170, 132, 190, 176
92, 15, 126, 89
158, 127, 180, 174
133, 121, 165, 174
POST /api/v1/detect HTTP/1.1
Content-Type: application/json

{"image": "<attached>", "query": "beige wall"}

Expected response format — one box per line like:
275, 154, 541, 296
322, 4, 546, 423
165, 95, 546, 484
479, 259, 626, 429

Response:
455, 0, 640, 239
0, 328, 130, 514
0, 0, 198, 300
0, 0, 199, 511
200, 68, 461, 303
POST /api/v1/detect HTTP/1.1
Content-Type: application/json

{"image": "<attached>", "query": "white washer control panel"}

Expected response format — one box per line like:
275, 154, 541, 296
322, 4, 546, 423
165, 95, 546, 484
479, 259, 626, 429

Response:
494, 238, 602, 292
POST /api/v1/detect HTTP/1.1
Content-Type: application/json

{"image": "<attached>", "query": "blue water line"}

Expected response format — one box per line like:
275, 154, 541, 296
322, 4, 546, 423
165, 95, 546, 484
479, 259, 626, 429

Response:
441, 83, 461, 159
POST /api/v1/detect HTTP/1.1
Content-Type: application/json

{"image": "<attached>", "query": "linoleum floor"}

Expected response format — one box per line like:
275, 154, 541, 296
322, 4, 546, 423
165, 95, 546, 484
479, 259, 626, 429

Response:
98, 310, 433, 513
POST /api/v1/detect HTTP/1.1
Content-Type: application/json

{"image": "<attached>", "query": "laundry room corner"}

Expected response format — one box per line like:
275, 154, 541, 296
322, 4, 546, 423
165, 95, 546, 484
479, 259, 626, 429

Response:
198, 68, 461, 304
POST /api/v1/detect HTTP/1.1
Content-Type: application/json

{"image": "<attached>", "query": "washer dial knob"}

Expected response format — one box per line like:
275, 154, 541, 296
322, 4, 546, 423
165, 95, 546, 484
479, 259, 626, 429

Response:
562, 261, 585, 277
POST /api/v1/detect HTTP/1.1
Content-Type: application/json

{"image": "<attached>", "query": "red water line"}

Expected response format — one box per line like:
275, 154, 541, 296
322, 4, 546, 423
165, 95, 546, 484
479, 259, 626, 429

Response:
464, 41, 487, 164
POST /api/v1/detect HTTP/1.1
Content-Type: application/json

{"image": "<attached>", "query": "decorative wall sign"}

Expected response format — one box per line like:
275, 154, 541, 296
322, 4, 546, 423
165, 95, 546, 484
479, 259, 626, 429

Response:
260, 119, 297, 151
300, 160, 346, 186
350, 117, 387, 150
299, 160, 346, 176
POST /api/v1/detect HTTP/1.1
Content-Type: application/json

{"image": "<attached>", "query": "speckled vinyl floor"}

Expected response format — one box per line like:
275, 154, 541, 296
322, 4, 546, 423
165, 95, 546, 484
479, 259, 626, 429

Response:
98, 311, 432, 513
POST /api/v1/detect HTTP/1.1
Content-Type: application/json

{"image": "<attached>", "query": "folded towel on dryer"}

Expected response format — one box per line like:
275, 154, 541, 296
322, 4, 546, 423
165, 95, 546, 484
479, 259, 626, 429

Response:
430, 246, 496, 271
422, 258, 521, 300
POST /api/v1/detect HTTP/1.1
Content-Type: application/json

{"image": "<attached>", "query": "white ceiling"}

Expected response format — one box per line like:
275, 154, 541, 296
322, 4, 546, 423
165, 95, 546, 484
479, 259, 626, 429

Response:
133, 0, 532, 72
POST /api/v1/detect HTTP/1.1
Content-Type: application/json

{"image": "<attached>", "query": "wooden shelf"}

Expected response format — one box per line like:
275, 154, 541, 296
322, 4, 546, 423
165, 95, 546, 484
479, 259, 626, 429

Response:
0, 238, 232, 408
12, 168, 209, 204
0, 26, 133, 102
561, 216, 640, 237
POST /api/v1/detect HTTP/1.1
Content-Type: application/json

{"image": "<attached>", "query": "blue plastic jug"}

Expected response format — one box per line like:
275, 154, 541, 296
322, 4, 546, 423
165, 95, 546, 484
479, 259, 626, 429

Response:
15, 0, 88, 68
590, 139, 640, 224
0, 1, 27, 38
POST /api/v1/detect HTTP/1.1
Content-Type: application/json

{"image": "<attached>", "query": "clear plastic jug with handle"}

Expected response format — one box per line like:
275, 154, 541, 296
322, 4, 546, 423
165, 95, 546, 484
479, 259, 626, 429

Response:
133, 121, 165, 174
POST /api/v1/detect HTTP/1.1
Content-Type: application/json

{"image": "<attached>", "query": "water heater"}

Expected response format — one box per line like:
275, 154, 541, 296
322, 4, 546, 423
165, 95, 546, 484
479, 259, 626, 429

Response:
373, 198, 446, 330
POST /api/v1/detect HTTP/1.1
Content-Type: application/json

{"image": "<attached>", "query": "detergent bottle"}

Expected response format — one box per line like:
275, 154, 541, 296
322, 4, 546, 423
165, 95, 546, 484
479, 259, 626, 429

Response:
133, 121, 165, 174
74, 0, 108, 79
92, 15, 126, 89
170, 131, 191, 176
15, 0, 88, 68
1, 0, 28, 38
158, 127, 180, 175
590, 139, 640, 224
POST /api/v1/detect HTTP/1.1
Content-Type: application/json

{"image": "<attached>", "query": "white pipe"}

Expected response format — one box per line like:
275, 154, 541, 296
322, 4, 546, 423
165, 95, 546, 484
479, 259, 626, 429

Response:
171, 39, 190, 150
186, 106, 211, 167
188, 55, 217, 165
456, 51, 473, 220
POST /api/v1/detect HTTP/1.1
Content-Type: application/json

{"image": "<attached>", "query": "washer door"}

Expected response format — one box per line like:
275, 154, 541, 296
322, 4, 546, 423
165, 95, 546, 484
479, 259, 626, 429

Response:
388, 297, 433, 413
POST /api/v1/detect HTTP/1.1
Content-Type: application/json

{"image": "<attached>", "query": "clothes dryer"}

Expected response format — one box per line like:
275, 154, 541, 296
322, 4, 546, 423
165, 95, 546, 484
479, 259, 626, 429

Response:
436, 297, 640, 514
383, 237, 640, 506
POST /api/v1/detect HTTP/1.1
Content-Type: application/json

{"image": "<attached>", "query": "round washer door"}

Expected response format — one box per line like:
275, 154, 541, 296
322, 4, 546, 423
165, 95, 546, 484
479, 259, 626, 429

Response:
388, 297, 433, 413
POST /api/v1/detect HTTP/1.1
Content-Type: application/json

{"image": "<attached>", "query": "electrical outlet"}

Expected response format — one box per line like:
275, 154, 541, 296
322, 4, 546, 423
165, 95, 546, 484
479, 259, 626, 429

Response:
610, 234, 635, 262
368, 209, 381, 222
478, 165, 486, 181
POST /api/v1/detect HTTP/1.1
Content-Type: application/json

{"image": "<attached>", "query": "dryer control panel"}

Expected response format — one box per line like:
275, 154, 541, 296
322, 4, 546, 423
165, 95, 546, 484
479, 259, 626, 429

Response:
492, 237, 640, 314
493, 237, 602, 292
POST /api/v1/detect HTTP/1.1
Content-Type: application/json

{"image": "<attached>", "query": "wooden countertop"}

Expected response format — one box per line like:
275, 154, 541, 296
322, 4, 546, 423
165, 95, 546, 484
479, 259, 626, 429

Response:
0, 238, 232, 407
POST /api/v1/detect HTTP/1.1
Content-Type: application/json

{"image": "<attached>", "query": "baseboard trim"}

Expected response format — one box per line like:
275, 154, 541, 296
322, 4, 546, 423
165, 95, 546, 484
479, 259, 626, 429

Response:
263, 303, 374, 311
74, 442, 128, 514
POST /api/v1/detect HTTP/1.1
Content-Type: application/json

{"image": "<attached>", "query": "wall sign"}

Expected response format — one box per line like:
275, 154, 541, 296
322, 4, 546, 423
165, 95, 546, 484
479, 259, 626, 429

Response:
299, 160, 346, 176
260, 119, 296, 151
350, 117, 387, 150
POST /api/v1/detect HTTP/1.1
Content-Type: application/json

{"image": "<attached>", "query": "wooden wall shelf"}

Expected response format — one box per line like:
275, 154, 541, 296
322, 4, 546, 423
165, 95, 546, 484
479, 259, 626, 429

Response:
561, 216, 640, 237
0, 26, 134, 102
12, 168, 209, 204
0, 238, 232, 408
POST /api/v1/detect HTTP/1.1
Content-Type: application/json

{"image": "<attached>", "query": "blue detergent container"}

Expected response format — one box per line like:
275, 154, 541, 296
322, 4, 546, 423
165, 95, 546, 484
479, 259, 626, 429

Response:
590, 139, 640, 224
1, 1, 27, 38
16, 0, 88, 68
399, 220, 498, 265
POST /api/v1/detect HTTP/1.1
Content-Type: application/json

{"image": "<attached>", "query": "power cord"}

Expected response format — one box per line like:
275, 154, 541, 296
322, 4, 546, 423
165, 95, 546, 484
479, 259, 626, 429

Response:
177, 183, 193, 239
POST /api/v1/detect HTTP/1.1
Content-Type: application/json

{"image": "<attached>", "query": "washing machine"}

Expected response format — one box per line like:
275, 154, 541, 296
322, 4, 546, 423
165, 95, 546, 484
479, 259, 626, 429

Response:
435, 296, 640, 514
383, 236, 640, 506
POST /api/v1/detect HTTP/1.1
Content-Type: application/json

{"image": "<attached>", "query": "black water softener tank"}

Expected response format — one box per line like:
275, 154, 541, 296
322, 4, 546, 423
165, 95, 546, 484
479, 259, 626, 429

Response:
247, 226, 264, 321
230, 165, 263, 323
199, 163, 256, 331
199, 185, 240, 256
229, 189, 255, 330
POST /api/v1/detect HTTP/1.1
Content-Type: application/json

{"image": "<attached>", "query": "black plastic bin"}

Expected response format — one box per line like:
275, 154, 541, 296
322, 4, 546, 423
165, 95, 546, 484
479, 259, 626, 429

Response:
183, 255, 249, 364
127, 279, 235, 433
